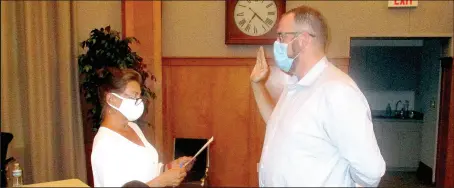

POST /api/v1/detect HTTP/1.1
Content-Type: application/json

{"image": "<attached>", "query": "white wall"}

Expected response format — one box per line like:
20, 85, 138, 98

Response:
72, 1, 122, 55
349, 46, 423, 92
349, 45, 421, 112
363, 91, 415, 111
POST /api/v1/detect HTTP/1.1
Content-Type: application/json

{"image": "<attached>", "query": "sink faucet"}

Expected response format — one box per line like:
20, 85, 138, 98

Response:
395, 100, 402, 115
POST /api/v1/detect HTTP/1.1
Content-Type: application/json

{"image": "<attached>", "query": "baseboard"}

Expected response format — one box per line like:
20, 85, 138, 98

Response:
416, 161, 434, 185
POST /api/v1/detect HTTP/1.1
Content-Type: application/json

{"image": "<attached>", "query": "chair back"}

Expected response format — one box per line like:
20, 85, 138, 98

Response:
1, 132, 14, 187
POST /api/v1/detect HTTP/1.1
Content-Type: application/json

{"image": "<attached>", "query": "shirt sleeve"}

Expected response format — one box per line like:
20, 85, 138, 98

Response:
322, 82, 386, 187
92, 141, 139, 187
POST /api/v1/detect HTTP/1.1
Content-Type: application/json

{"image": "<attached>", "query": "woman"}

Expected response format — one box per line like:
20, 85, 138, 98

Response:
91, 68, 194, 187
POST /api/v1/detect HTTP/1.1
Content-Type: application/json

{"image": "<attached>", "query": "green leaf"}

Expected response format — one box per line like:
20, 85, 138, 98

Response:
84, 65, 92, 72
77, 26, 157, 131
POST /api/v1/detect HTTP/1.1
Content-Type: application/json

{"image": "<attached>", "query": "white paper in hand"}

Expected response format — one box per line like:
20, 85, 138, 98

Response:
182, 136, 214, 168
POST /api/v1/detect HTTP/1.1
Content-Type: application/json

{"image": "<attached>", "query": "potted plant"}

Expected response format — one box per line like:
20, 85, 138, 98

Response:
78, 26, 156, 131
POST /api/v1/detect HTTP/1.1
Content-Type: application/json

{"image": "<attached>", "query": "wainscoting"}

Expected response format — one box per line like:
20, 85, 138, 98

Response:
162, 57, 349, 186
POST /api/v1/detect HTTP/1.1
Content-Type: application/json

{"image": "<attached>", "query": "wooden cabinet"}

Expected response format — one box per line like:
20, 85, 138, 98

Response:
373, 120, 422, 171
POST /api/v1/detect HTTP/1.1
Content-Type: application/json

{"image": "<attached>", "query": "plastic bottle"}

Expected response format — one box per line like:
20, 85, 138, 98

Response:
386, 103, 392, 117
12, 162, 23, 187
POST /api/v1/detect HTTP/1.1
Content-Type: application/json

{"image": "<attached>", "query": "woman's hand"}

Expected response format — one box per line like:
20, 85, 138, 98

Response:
148, 167, 187, 187
183, 159, 195, 172
169, 156, 194, 171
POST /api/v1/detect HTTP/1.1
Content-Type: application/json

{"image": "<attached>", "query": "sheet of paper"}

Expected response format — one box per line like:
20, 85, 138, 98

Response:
182, 136, 214, 168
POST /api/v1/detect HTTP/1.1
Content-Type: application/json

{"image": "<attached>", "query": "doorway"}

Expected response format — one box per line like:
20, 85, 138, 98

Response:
348, 37, 452, 187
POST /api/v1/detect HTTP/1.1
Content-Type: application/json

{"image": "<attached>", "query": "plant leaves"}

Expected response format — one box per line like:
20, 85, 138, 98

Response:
84, 65, 92, 72
77, 26, 156, 130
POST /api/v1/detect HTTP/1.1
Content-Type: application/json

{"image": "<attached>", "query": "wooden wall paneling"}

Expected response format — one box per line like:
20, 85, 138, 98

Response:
248, 64, 266, 187
162, 58, 257, 187
162, 65, 173, 163
163, 57, 255, 66
169, 66, 213, 139
163, 57, 350, 73
210, 66, 252, 186
247, 65, 257, 187
162, 57, 350, 187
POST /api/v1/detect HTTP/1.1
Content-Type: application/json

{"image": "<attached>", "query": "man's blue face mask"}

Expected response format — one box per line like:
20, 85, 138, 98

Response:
273, 35, 301, 73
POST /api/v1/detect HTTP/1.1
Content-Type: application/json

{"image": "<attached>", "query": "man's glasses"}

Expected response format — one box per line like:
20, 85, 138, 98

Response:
277, 31, 316, 42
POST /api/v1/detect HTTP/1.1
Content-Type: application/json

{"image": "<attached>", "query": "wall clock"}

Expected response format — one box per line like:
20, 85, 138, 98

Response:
226, 0, 286, 45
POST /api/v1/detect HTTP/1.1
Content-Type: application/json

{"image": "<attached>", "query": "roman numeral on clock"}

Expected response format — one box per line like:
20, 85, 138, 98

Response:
266, 3, 273, 8
239, 19, 246, 27
265, 18, 273, 26
245, 24, 251, 32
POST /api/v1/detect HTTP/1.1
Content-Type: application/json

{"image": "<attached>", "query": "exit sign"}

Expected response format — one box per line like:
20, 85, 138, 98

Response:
388, 0, 418, 8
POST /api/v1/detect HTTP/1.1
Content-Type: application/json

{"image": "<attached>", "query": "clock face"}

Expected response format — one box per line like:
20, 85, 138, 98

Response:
234, 0, 278, 36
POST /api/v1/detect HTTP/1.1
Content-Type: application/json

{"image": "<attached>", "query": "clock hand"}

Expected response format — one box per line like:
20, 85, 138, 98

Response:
249, 14, 256, 24
248, 8, 267, 24
255, 13, 267, 24
248, 7, 258, 15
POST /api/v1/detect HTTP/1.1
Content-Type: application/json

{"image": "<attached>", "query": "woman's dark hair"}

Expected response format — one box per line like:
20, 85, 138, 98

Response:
122, 180, 149, 187
98, 68, 143, 116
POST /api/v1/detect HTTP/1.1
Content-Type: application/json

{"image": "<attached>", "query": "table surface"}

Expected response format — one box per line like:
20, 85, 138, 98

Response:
23, 179, 89, 187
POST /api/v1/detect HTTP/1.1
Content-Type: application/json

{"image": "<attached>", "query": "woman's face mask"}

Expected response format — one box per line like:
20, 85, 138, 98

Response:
273, 36, 301, 72
107, 93, 144, 121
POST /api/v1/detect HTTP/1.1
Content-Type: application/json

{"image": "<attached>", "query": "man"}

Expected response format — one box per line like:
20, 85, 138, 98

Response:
250, 6, 386, 187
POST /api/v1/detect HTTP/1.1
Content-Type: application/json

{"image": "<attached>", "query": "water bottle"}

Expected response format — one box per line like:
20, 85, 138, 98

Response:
11, 162, 23, 187
385, 103, 392, 117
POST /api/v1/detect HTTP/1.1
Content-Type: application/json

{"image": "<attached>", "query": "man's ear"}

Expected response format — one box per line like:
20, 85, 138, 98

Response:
299, 33, 311, 48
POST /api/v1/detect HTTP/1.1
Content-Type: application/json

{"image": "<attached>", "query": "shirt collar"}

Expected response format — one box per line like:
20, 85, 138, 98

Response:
287, 56, 328, 87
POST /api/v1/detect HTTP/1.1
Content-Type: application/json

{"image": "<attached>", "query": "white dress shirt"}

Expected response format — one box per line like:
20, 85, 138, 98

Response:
91, 122, 163, 187
259, 57, 386, 187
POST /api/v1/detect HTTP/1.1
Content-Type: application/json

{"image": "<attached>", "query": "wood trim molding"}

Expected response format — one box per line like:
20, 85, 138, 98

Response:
162, 57, 350, 66
163, 57, 258, 66
436, 57, 454, 187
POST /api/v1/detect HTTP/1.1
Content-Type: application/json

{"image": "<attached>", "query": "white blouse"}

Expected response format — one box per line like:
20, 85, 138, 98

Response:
91, 122, 163, 187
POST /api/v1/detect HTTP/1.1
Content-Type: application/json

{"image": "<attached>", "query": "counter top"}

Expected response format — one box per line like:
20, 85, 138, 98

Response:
372, 117, 424, 123
371, 110, 423, 123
